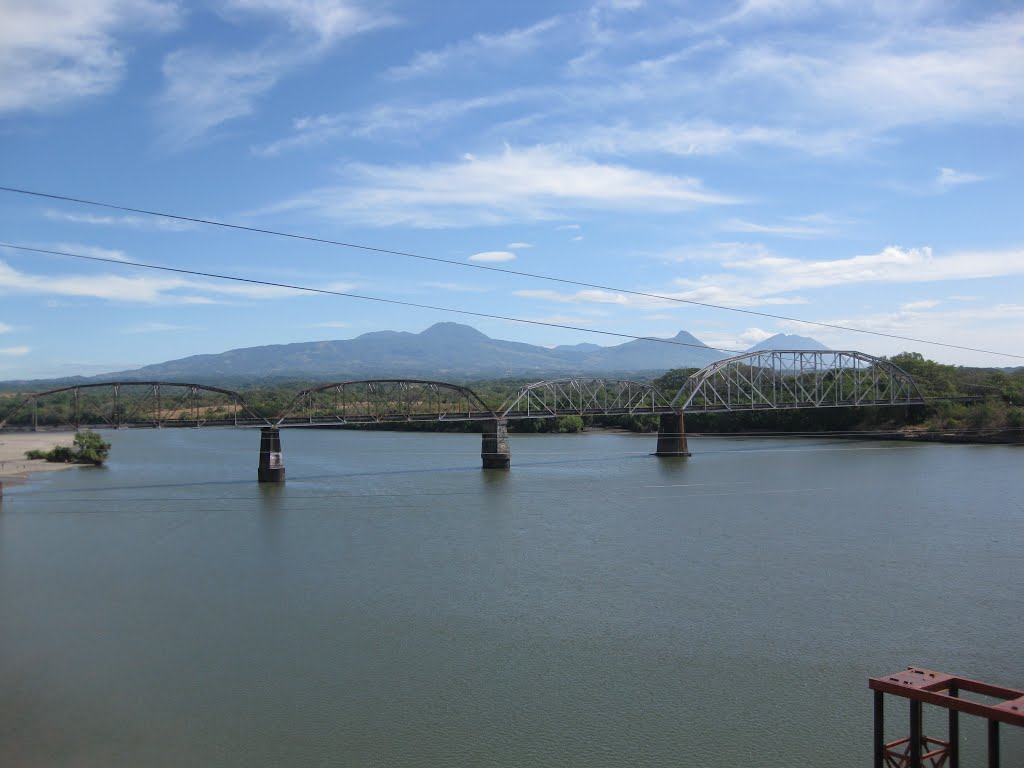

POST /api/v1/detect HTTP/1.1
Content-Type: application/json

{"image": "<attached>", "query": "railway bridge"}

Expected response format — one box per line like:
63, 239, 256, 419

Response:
0, 350, 926, 481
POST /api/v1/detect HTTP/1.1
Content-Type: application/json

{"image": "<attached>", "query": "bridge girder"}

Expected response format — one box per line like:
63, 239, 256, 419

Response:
0, 381, 267, 430
671, 350, 925, 412
499, 378, 674, 419
274, 379, 498, 426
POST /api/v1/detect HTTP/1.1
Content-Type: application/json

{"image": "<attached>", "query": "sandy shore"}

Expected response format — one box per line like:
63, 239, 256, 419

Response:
0, 432, 78, 485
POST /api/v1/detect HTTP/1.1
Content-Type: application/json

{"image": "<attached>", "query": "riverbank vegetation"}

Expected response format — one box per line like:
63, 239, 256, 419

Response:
25, 431, 112, 465
2, 354, 1021, 441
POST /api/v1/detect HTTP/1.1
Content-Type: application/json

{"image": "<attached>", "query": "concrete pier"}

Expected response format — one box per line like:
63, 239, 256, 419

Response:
258, 427, 286, 482
481, 418, 511, 469
655, 412, 690, 457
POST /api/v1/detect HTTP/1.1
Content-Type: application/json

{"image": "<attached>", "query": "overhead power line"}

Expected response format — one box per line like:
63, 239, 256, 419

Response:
0, 242, 745, 355
1, 184, 1021, 360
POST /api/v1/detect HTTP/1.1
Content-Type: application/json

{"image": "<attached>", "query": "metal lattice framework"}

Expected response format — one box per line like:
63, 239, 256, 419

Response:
0, 382, 267, 430
499, 378, 673, 419
672, 350, 925, 412
275, 379, 497, 425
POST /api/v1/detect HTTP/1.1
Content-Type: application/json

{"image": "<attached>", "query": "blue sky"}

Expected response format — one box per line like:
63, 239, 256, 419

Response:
1, 0, 1023, 380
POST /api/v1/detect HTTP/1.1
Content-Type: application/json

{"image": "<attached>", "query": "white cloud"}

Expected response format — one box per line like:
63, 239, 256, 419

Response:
901, 299, 940, 311
386, 16, 562, 80
936, 167, 986, 193
0, 322, 12, 334
0, 346, 30, 356
270, 145, 737, 227
0, 0, 180, 113
779, 302, 1024, 364
321, 281, 356, 292
719, 245, 1024, 290
507, 242, 532, 249
469, 251, 516, 263
661, 245, 1024, 310
514, 288, 670, 309
738, 327, 774, 344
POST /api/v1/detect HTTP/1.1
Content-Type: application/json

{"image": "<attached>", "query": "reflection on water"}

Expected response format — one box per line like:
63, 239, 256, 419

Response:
1, 429, 1021, 767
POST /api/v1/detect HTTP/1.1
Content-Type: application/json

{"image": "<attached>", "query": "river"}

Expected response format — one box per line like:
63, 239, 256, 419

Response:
1, 429, 1021, 767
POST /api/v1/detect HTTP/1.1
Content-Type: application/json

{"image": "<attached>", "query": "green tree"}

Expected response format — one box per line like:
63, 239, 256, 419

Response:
73, 431, 112, 465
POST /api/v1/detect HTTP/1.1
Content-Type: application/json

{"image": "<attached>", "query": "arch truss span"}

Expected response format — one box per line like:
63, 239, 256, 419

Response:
275, 379, 497, 426
499, 378, 674, 419
0, 382, 268, 430
672, 350, 926, 412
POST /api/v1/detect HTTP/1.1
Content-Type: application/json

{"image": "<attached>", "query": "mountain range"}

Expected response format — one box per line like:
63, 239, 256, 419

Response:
2, 323, 829, 388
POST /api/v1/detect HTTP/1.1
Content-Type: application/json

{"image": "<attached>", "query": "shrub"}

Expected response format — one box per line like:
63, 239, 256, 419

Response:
24, 432, 111, 465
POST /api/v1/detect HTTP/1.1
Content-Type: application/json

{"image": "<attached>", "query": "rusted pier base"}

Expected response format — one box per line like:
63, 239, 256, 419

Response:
481, 418, 511, 469
870, 666, 1024, 768
257, 427, 286, 483
654, 412, 690, 457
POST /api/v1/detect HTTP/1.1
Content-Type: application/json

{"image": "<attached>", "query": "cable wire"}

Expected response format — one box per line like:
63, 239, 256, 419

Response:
2, 184, 1021, 360
0, 241, 745, 355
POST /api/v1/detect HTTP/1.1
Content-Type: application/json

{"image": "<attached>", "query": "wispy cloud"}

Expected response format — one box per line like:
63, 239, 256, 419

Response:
0, 0, 180, 113
385, 16, 563, 80
424, 281, 489, 293
47, 242, 129, 261
0, 322, 12, 334
719, 213, 840, 238
0, 259, 310, 304
44, 209, 196, 231
935, 167, 986, 193
157, 0, 396, 147
667, 245, 1024, 308
307, 320, 352, 328
722, 12, 1024, 129
575, 121, 861, 158
269, 144, 738, 227
121, 322, 197, 334
253, 91, 532, 156
507, 242, 533, 249
0, 346, 30, 356
514, 288, 672, 310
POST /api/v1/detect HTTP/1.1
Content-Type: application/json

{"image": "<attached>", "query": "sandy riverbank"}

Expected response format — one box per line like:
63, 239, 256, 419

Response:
0, 432, 78, 486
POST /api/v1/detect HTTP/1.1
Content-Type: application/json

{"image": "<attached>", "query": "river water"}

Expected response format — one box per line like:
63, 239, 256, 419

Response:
1, 429, 1021, 767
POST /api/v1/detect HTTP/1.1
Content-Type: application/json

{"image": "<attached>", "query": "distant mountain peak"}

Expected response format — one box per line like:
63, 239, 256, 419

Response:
419, 322, 491, 340
745, 333, 829, 353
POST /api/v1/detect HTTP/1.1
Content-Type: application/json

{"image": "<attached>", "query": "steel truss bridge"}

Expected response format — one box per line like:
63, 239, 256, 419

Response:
0, 351, 925, 430
0, 350, 926, 477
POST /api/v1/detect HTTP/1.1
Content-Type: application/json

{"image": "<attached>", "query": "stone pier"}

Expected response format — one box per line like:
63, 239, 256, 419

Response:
481, 418, 511, 469
655, 412, 690, 457
257, 427, 286, 482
